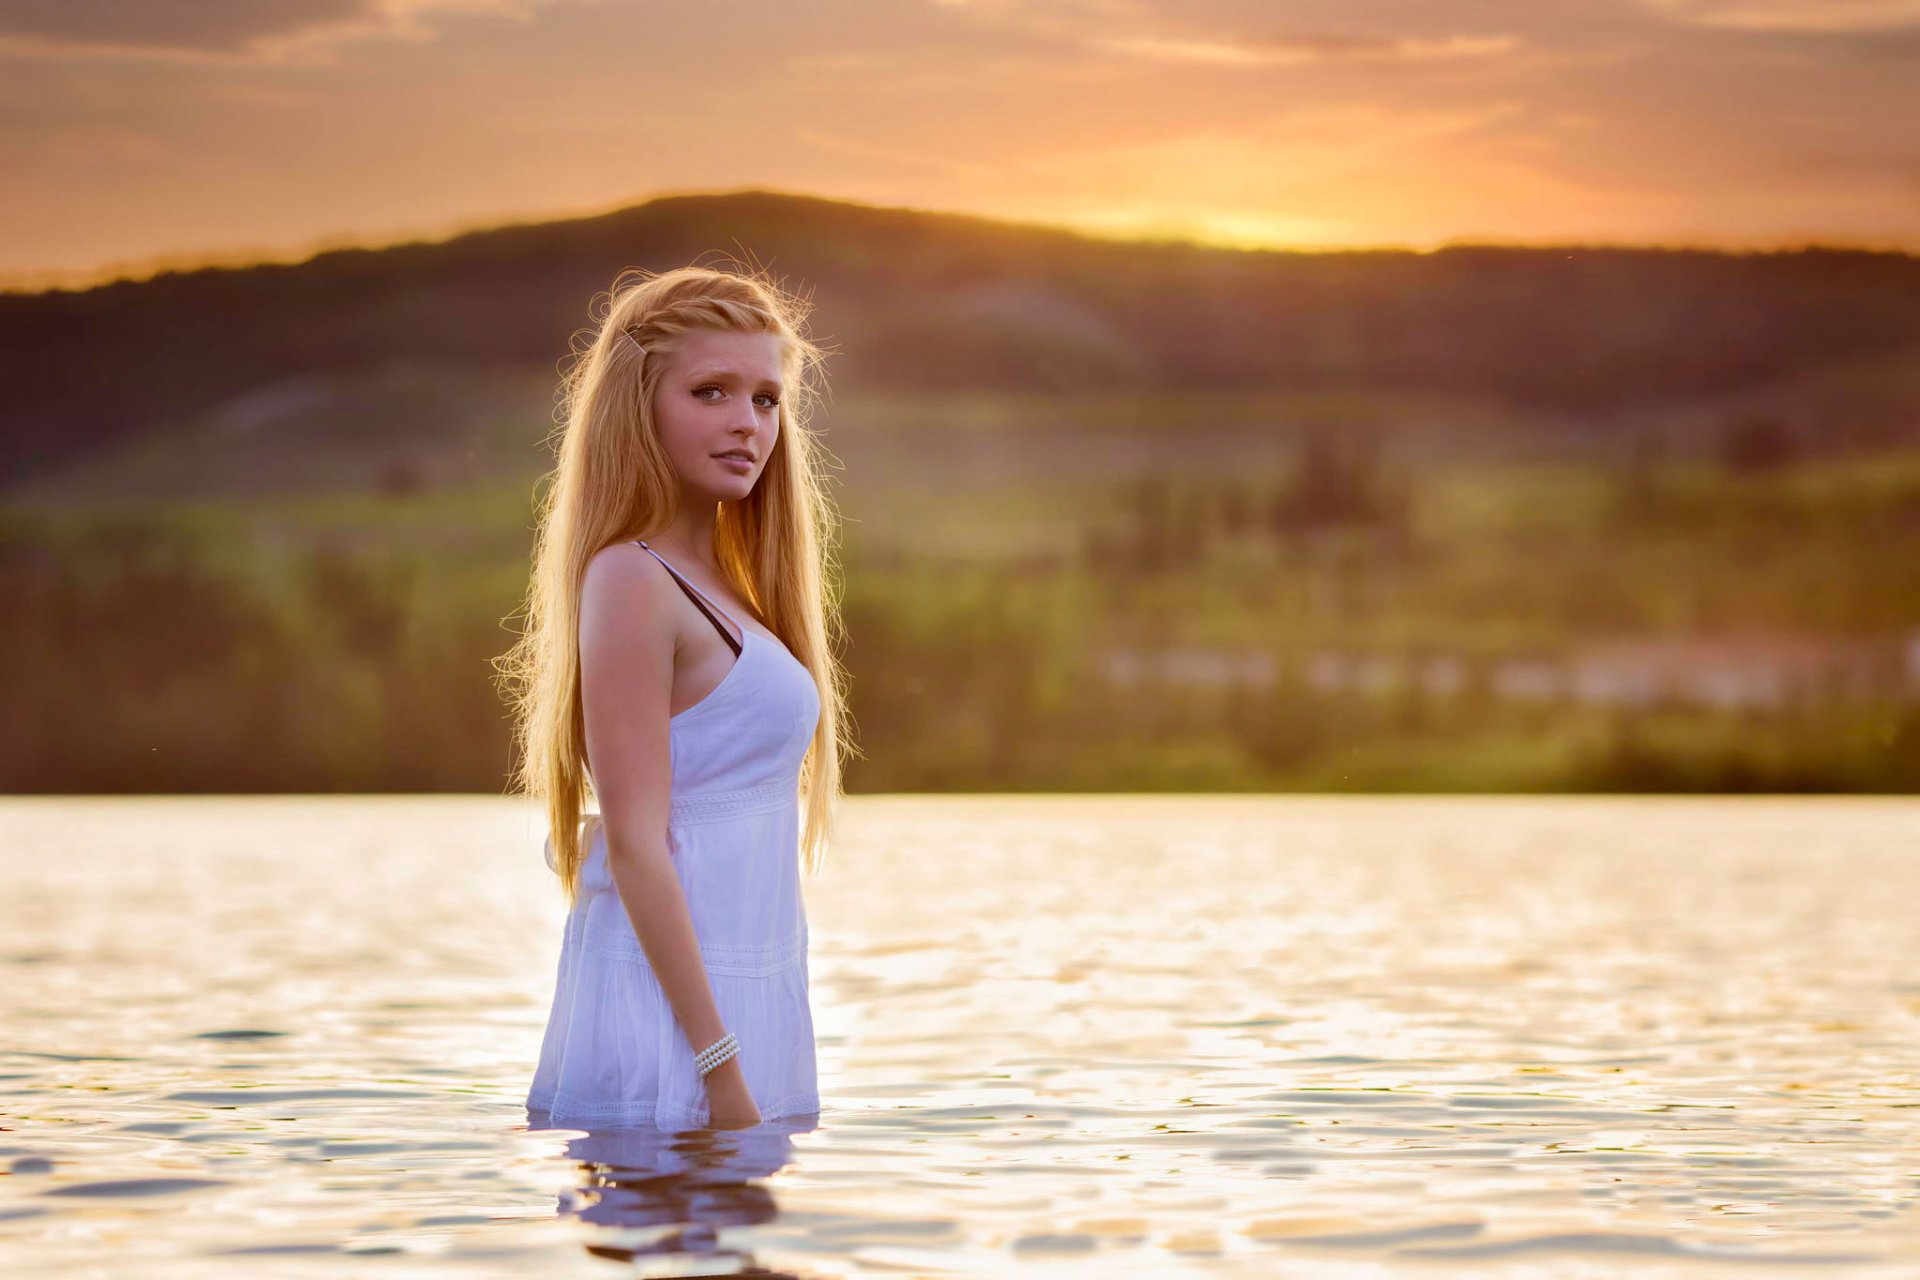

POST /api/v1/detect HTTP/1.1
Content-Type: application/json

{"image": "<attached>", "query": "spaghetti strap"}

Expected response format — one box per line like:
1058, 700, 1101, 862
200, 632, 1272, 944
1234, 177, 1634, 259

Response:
633, 540, 744, 655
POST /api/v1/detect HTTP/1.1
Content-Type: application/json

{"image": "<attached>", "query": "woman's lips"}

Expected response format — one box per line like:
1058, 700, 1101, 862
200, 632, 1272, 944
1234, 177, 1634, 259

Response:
715, 454, 753, 472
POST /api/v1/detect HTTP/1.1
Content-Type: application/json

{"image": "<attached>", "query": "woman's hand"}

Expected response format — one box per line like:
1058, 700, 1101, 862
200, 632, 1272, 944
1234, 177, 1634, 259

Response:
703, 1058, 762, 1130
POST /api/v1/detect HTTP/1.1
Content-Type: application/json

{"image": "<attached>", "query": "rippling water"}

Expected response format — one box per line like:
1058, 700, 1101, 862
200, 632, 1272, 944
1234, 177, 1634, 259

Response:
2, 794, 1916, 1277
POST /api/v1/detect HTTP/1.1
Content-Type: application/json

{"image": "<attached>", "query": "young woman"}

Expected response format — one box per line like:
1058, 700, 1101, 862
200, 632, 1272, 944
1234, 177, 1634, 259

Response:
502, 263, 853, 1131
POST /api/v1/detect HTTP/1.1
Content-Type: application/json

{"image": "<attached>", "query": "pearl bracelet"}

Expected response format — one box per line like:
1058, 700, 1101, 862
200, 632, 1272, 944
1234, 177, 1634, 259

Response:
695, 1031, 739, 1077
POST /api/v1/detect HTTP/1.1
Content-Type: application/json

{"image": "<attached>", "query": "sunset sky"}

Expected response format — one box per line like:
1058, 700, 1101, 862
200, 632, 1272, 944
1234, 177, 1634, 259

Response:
2, 0, 1916, 291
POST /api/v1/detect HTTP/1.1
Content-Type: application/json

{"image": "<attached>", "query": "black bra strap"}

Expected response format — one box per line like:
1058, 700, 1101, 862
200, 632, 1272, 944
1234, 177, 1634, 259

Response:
670, 575, 744, 657
634, 542, 743, 656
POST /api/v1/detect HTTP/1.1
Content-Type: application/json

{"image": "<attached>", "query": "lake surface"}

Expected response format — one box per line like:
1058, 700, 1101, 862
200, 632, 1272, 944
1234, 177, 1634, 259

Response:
1, 794, 1916, 1277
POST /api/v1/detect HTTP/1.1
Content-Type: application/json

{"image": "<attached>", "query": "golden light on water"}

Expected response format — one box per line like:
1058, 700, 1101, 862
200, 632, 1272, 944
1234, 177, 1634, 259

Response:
7, 794, 1915, 1273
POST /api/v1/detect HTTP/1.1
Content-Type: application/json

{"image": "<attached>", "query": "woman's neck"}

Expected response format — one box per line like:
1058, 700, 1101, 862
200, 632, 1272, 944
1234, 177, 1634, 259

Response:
650, 499, 721, 568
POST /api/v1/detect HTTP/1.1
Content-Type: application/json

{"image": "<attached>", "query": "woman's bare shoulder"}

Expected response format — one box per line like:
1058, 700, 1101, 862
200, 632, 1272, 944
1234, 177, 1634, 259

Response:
580, 542, 679, 652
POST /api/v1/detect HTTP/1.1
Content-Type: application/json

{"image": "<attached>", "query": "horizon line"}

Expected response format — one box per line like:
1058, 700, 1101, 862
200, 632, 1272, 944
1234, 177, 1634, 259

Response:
5, 186, 1916, 297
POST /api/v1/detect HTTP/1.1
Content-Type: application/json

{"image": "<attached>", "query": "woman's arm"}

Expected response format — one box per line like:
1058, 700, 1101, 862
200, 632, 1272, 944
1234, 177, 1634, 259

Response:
578, 546, 756, 1122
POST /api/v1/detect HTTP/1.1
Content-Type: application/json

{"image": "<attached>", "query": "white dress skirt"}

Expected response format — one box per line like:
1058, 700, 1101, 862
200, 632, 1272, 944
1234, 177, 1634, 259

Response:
526, 541, 823, 1131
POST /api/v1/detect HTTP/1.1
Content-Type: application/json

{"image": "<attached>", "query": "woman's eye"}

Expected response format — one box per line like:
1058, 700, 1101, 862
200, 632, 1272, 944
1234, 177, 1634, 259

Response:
694, 385, 778, 409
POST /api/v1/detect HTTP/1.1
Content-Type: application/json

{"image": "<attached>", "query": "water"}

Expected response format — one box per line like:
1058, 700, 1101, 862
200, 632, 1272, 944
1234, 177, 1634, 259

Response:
2, 793, 1916, 1277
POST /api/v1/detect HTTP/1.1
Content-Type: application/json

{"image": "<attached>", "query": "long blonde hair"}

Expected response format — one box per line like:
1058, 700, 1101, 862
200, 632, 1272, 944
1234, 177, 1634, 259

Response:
497, 262, 854, 908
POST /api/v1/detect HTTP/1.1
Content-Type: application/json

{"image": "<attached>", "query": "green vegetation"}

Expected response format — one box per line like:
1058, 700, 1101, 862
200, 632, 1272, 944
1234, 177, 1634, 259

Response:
7, 391, 1915, 794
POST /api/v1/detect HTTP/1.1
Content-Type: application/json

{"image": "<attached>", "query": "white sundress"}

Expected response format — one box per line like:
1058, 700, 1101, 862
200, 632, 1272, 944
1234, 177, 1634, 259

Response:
527, 539, 823, 1131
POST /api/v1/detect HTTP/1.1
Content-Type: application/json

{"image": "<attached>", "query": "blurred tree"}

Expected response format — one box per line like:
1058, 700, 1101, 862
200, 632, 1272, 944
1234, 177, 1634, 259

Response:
1719, 411, 1799, 474
1612, 425, 1666, 522
1269, 425, 1389, 531
379, 454, 429, 497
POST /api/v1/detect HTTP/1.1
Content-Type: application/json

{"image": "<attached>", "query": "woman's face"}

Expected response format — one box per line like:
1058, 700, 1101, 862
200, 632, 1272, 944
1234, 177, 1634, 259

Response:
651, 328, 785, 502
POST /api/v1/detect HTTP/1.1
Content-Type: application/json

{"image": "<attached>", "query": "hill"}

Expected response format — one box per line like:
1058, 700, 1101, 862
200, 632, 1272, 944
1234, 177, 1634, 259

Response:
5, 189, 1919, 491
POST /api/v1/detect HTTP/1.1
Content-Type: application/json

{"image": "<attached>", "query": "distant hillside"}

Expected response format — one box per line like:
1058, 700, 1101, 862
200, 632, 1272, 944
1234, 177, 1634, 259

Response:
3, 189, 1919, 485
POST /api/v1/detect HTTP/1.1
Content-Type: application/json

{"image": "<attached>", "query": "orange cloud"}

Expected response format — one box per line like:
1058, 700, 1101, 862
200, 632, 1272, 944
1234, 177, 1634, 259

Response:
1091, 33, 1521, 66
1641, 0, 1920, 31
0, 0, 548, 65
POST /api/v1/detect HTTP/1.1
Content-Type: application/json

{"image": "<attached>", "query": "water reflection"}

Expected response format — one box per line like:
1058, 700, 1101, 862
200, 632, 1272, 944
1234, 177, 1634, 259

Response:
3, 795, 1918, 1277
528, 1111, 819, 1272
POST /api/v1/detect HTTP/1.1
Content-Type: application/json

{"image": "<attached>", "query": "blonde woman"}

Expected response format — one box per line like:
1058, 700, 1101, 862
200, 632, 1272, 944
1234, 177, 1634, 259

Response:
501, 263, 852, 1131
